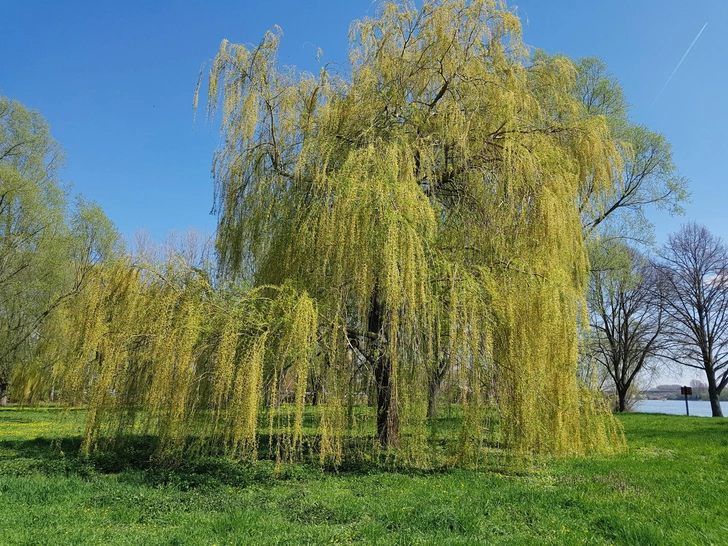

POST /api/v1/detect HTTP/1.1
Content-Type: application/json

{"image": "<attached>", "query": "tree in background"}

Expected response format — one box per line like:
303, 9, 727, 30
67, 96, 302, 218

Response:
0, 96, 120, 405
587, 243, 664, 412
655, 223, 728, 417
572, 57, 688, 244
690, 379, 707, 400
563, 57, 686, 405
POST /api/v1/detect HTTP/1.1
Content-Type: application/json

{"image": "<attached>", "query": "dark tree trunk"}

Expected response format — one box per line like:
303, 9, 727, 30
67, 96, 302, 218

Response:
368, 289, 399, 448
310, 372, 321, 406
374, 351, 398, 447
427, 379, 440, 418
0, 380, 8, 407
616, 389, 627, 413
707, 371, 724, 417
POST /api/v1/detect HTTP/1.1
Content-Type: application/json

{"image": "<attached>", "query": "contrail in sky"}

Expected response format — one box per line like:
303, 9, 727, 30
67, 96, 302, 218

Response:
649, 22, 708, 111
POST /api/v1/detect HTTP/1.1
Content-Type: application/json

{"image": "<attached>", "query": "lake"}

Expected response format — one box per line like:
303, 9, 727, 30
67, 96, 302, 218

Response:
634, 399, 728, 417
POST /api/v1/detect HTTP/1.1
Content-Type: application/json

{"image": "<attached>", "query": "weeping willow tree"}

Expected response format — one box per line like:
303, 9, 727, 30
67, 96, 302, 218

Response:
195, 0, 624, 460
31, 256, 322, 463
29, 0, 627, 466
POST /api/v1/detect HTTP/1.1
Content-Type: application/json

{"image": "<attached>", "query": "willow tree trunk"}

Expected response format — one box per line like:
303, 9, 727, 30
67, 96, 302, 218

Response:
310, 373, 322, 406
0, 380, 8, 407
368, 290, 399, 448
427, 379, 440, 419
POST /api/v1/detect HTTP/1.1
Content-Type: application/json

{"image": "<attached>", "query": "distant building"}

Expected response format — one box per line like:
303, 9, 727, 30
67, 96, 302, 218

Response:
643, 384, 681, 400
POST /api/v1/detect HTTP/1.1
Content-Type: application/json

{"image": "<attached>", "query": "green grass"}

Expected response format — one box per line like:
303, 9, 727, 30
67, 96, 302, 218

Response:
1, 409, 726, 545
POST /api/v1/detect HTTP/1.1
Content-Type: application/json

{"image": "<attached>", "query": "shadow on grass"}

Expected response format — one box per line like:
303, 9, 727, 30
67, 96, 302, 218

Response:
0, 434, 439, 491
0, 429, 514, 493
0, 433, 289, 490
0, 405, 520, 491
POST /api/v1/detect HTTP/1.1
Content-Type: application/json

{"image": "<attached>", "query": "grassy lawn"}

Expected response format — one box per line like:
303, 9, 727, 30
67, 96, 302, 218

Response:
1, 408, 726, 545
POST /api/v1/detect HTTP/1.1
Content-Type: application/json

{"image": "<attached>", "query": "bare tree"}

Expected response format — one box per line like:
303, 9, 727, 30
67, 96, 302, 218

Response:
655, 223, 728, 417
690, 378, 707, 399
588, 243, 664, 411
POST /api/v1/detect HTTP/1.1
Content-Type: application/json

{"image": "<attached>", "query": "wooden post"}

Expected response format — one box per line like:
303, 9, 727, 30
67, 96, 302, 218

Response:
680, 386, 692, 416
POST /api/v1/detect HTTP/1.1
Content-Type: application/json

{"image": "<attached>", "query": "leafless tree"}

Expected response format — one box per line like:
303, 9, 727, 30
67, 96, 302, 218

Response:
690, 379, 707, 399
655, 223, 728, 417
588, 244, 664, 411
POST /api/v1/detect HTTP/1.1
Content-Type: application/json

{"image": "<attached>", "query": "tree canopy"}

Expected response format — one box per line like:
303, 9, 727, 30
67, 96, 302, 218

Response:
32, 0, 637, 466
198, 0, 625, 461
570, 57, 688, 244
0, 96, 120, 405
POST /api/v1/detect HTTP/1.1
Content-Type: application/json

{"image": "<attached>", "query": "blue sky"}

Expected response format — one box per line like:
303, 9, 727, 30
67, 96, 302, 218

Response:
2, 0, 726, 245
2, 1, 726, 382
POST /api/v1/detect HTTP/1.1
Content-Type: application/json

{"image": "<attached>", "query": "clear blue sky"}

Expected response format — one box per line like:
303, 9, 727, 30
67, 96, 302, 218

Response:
2, 0, 726, 246
2, 1, 727, 384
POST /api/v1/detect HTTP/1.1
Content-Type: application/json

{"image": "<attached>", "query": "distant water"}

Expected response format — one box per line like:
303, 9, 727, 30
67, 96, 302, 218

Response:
634, 399, 727, 417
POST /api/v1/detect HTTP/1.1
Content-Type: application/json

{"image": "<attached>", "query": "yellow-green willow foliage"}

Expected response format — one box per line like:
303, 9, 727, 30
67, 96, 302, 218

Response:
24, 258, 323, 464
26, 0, 628, 467
194, 0, 626, 463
